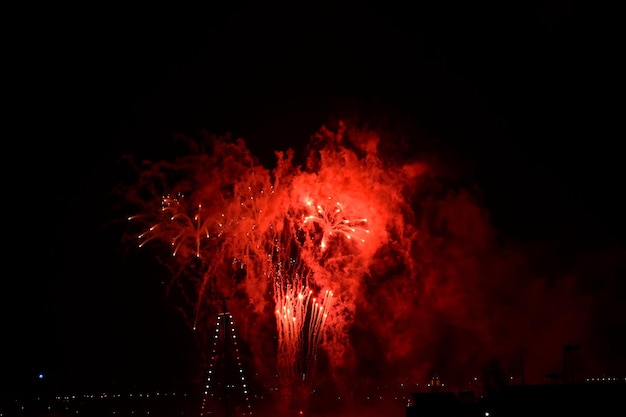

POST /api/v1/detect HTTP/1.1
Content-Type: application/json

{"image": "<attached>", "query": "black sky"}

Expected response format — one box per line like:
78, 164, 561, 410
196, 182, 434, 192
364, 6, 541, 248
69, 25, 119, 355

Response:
5, 1, 624, 396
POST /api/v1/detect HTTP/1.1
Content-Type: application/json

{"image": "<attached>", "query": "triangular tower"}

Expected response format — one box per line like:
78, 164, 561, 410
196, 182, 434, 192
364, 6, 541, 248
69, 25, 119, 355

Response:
199, 299, 252, 417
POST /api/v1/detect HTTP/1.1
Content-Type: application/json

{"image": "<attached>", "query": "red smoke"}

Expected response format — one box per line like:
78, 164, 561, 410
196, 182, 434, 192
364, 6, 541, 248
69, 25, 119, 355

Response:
121, 121, 625, 416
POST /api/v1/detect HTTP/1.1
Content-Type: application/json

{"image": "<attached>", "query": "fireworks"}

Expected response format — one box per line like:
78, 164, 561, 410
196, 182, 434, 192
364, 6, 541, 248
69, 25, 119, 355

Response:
302, 196, 369, 251
125, 122, 424, 413
134, 193, 223, 258
274, 275, 333, 383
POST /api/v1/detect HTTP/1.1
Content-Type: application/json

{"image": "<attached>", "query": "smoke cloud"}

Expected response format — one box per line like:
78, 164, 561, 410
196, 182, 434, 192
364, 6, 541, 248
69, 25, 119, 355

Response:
118, 120, 625, 415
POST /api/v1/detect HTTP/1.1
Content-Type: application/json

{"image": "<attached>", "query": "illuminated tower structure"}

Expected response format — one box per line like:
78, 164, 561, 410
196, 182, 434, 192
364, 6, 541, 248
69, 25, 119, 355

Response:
199, 299, 252, 417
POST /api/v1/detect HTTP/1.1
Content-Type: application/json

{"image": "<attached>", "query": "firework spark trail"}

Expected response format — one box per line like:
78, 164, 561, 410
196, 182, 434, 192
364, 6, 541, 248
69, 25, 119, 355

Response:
306, 289, 332, 371
137, 193, 223, 258
274, 280, 309, 381
272, 260, 334, 384
303, 197, 370, 252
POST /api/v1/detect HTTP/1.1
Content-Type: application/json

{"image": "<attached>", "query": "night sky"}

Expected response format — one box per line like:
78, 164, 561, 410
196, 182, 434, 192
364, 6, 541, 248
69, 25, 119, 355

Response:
5, 0, 624, 402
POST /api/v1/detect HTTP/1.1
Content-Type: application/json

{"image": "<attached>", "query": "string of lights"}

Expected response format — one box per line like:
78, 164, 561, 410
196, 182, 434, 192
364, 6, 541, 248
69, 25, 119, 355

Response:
200, 306, 252, 417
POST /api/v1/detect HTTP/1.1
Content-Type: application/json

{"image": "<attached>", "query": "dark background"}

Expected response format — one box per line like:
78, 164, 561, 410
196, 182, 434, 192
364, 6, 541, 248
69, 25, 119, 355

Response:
5, 1, 623, 396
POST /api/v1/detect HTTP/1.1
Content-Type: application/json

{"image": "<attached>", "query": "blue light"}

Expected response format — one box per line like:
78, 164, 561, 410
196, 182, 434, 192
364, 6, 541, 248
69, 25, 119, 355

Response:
38, 373, 44, 379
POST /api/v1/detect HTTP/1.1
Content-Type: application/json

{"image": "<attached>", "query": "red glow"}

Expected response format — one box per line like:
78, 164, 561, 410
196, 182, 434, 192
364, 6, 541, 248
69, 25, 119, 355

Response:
126, 122, 425, 413
123, 121, 621, 416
